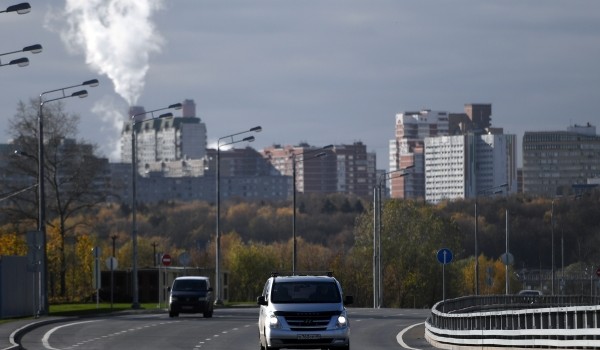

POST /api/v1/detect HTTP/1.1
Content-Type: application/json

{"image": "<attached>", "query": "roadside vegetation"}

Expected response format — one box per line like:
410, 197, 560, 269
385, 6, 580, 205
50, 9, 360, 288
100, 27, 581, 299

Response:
2, 191, 599, 308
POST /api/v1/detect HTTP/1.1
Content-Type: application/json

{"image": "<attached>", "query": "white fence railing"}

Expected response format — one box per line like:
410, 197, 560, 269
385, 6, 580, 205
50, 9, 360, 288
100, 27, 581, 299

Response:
425, 295, 600, 349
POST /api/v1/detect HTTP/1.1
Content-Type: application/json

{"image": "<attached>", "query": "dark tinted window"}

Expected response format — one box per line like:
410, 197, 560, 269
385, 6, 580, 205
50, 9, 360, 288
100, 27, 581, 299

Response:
271, 281, 340, 303
173, 279, 207, 291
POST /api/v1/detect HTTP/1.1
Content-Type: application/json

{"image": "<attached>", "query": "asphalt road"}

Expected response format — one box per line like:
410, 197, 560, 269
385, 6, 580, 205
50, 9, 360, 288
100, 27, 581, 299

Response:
19, 307, 434, 350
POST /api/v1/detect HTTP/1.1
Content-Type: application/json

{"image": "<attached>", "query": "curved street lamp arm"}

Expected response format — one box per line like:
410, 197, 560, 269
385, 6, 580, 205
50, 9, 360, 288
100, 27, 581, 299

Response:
1, 2, 31, 14
131, 102, 182, 119
0, 57, 28, 67
40, 79, 99, 102
1, 44, 42, 57
217, 126, 262, 146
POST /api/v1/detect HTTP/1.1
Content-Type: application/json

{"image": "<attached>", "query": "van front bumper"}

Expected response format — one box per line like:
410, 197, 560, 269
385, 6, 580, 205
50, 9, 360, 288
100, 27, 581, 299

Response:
266, 327, 349, 348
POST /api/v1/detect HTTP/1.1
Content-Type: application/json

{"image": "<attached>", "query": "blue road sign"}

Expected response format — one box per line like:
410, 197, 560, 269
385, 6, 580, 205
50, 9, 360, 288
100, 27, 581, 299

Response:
437, 248, 453, 265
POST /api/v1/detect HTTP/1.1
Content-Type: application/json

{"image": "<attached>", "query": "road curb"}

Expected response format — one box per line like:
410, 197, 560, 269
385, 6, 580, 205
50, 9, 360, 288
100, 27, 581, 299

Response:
6, 309, 165, 350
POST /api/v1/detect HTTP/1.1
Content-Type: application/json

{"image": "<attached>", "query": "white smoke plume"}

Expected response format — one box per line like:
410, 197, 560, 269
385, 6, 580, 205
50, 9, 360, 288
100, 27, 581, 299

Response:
92, 96, 127, 161
58, 0, 165, 105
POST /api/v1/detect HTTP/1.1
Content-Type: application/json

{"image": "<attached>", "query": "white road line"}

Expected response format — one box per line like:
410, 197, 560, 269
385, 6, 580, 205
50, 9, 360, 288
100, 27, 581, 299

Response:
42, 320, 100, 350
396, 322, 424, 350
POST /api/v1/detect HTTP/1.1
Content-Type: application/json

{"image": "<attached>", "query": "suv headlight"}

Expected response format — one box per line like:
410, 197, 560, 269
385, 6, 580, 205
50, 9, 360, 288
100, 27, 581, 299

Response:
336, 312, 348, 328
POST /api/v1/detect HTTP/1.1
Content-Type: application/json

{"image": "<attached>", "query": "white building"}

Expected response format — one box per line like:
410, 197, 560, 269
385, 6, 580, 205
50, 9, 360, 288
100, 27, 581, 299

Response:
389, 110, 449, 199
425, 133, 517, 204
121, 99, 208, 176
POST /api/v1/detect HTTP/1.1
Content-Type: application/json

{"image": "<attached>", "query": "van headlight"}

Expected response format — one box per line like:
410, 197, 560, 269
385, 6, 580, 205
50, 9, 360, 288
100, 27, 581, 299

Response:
336, 313, 348, 328
170, 296, 178, 302
268, 314, 281, 329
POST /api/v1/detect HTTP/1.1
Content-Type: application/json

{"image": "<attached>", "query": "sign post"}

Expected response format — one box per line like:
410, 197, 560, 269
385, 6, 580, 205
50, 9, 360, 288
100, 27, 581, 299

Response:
160, 254, 171, 308
437, 248, 453, 307
93, 247, 101, 309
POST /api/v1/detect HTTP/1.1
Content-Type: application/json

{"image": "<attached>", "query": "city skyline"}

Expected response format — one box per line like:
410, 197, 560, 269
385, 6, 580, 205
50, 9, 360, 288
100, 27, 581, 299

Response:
2, 1, 599, 169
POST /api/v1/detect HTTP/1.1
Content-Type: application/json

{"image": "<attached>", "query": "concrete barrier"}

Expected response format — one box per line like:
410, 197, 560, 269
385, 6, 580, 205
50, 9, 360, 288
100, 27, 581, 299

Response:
425, 295, 600, 349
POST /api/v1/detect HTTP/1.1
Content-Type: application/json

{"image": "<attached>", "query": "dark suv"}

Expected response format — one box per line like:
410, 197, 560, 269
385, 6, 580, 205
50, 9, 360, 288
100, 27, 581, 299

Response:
168, 276, 214, 318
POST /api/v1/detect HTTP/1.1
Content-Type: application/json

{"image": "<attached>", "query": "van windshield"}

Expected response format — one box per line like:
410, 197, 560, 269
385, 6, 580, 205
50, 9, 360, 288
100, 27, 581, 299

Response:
173, 279, 207, 291
271, 281, 340, 303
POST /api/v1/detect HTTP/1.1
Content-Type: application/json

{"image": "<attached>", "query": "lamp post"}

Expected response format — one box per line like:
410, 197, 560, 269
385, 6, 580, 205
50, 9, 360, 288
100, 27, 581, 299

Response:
372, 165, 413, 308
0, 44, 42, 68
38, 79, 99, 315
291, 145, 333, 275
130, 103, 182, 309
550, 198, 556, 295
550, 194, 581, 295
0, 2, 31, 14
215, 126, 261, 304
474, 182, 508, 296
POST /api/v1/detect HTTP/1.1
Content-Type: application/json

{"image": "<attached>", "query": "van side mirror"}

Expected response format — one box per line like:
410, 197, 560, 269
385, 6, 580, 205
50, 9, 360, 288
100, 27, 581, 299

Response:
257, 295, 267, 306
167, 287, 171, 292
344, 295, 353, 305
207, 287, 213, 292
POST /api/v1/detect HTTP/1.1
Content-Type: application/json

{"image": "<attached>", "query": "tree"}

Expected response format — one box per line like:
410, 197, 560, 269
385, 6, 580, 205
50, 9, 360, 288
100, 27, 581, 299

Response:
352, 199, 462, 307
0, 230, 27, 255
2, 98, 109, 298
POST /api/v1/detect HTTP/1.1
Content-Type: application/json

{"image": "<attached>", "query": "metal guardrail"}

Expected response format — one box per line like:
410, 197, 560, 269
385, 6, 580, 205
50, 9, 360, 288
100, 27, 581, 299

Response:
425, 295, 600, 349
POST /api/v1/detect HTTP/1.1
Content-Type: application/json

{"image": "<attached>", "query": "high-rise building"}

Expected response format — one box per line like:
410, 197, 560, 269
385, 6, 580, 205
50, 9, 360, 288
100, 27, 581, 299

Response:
389, 103, 518, 202
523, 123, 600, 196
425, 133, 517, 204
389, 110, 449, 199
262, 144, 337, 195
333, 142, 377, 197
261, 142, 375, 197
121, 99, 207, 176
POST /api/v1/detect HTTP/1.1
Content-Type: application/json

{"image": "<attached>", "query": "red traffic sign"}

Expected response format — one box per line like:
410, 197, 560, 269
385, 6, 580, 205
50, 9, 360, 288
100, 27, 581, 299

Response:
161, 254, 172, 266
596, 267, 600, 277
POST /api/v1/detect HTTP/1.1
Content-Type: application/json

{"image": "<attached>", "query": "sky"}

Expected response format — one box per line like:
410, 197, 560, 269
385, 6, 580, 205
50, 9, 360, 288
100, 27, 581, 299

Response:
2, 1, 600, 169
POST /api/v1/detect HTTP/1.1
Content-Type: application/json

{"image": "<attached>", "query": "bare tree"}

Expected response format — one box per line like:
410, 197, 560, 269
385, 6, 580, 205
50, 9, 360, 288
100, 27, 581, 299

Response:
2, 98, 109, 298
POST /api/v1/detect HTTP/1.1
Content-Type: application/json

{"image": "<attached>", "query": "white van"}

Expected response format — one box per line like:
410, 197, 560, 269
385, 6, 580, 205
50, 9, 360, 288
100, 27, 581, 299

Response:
257, 272, 353, 350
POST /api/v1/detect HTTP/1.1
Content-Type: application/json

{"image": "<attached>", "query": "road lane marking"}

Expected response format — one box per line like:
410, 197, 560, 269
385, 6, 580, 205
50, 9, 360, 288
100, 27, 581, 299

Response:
396, 322, 424, 350
42, 320, 100, 350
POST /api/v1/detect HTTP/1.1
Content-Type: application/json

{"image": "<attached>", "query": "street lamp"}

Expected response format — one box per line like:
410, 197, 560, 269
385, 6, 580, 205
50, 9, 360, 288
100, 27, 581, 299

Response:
215, 126, 261, 304
130, 102, 182, 309
474, 182, 508, 296
0, 2, 31, 14
0, 44, 43, 68
372, 165, 413, 308
38, 79, 99, 315
291, 145, 333, 275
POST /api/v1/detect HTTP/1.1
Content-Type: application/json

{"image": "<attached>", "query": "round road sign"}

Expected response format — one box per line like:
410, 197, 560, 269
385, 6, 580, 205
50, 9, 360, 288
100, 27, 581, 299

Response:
596, 267, 600, 277
437, 248, 453, 265
162, 254, 172, 266
105, 257, 118, 270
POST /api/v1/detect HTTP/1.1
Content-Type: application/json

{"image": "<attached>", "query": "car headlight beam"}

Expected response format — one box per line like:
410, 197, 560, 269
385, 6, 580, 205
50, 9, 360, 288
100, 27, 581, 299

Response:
269, 314, 280, 328
336, 314, 348, 328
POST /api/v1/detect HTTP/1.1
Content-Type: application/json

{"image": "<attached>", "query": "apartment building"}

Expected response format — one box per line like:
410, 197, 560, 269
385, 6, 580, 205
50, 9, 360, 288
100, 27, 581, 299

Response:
389, 103, 507, 201
261, 142, 376, 197
121, 99, 207, 176
425, 133, 517, 204
523, 123, 600, 196
111, 146, 290, 204
389, 109, 449, 199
